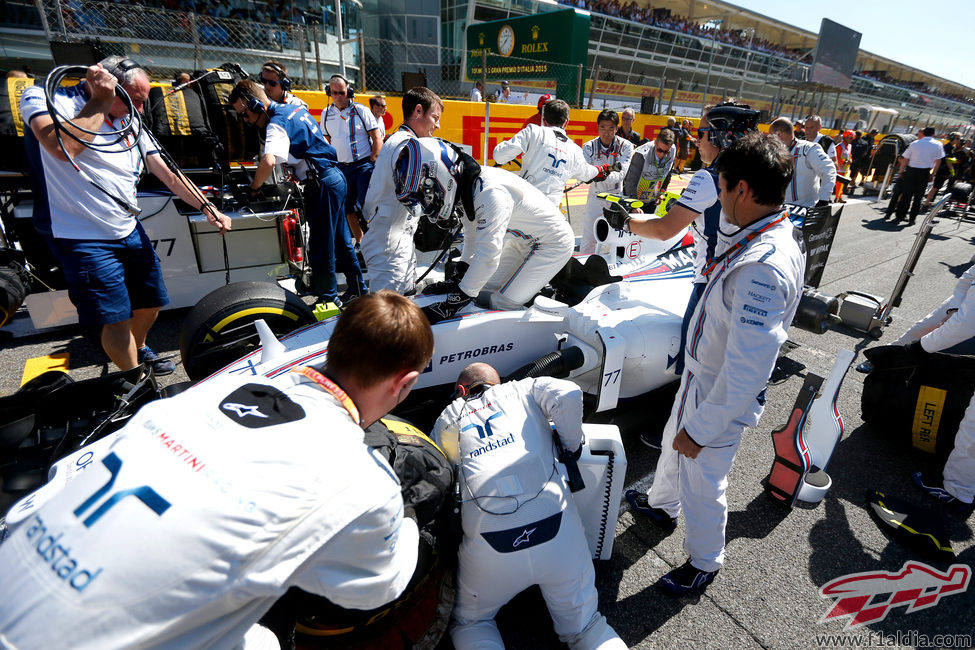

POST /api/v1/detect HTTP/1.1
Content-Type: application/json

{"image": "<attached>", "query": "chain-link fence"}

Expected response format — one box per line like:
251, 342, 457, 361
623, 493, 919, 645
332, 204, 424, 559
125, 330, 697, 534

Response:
26, 0, 358, 89
359, 36, 585, 105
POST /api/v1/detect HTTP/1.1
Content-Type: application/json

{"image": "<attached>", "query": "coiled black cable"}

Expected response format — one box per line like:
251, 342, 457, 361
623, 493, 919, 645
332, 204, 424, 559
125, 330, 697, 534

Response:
44, 65, 144, 215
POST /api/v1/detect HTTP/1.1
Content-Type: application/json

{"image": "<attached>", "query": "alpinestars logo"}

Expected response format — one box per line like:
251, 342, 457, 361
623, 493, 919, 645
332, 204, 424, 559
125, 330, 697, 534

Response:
222, 403, 268, 419
818, 561, 970, 628
513, 528, 536, 547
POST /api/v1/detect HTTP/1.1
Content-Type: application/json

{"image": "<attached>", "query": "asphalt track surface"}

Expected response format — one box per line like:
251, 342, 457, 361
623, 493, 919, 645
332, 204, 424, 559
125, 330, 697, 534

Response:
2, 192, 975, 649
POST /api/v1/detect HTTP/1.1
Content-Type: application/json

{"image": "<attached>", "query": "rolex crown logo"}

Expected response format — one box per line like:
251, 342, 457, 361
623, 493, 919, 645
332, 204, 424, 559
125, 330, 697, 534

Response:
531, 25, 540, 40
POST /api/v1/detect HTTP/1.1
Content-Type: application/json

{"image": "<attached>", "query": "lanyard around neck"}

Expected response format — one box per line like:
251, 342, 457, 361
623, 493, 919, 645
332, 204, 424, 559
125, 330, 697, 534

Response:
702, 213, 786, 278
293, 366, 360, 425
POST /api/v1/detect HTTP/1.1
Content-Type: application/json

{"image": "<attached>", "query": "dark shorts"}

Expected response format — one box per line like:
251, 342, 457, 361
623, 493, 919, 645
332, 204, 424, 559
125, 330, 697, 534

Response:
53, 221, 169, 326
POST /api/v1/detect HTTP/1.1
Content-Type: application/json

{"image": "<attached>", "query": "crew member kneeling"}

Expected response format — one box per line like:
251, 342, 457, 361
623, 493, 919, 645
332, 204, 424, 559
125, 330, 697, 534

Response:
433, 363, 626, 649
0, 291, 433, 649
395, 137, 574, 324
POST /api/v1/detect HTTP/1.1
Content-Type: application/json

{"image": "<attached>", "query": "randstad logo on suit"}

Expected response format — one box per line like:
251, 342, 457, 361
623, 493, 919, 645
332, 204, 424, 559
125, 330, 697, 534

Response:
469, 433, 516, 458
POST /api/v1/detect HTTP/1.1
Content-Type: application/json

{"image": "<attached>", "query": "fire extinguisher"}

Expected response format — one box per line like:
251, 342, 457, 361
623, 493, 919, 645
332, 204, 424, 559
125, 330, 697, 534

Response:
282, 210, 304, 263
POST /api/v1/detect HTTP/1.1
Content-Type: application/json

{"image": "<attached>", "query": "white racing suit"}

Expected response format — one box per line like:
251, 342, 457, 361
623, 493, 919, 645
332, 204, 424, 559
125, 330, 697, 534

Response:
646, 210, 804, 572
361, 124, 420, 293
458, 167, 575, 310
0, 371, 418, 650
581, 136, 633, 254
785, 139, 836, 207
897, 263, 975, 504
492, 125, 599, 206
432, 377, 625, 650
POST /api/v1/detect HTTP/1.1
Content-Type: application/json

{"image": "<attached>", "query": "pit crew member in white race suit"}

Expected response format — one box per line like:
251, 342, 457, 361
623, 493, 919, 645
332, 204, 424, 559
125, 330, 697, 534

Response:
623, 127, 677, 208
0, 291, 433, 649
492, 99, 612, 207
889, 263, 975, 516
360, 87, 444, 294
769, 117, 835, 208
581, 109, 634, 254
605, 104, 760, 385
629, 133, 805, 595
432, 363, 627, 650
395, 137, 575, 323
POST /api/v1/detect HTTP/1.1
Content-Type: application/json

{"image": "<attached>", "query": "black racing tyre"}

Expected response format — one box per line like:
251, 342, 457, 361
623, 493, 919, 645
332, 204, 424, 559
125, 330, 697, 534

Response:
0, 266, 26, 328
179, 281, 316, 380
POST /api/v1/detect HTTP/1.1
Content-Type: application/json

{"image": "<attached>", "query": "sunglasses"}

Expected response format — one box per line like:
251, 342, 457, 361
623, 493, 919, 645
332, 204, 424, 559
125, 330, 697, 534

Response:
655, 146, 670, 156
260, 76, 280, 87
331, 89, 347, 96
698, 127, 713, 139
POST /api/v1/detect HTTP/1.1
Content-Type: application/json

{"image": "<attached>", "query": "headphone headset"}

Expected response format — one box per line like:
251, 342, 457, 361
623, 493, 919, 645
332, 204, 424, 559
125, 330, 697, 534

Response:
107, 58, 142, 85
246, 94, 265, 115
325, 73, 355, 100
262, 62, 291, 92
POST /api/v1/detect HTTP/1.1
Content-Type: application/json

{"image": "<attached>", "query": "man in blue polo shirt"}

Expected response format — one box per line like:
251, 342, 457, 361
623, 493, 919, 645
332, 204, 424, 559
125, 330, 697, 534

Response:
21, 56, 232, 375
230, 80, 367, 306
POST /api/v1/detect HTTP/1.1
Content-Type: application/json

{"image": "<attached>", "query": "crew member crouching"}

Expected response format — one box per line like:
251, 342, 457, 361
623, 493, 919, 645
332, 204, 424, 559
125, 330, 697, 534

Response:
433, 362, 626, 649
394, 137, 574, 324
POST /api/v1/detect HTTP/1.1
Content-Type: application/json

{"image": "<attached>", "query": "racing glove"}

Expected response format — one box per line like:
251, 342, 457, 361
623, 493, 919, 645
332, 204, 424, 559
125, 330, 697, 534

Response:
602, 203, 631, 232
593, 163, 613, 182
422, 261, 470, 295
422, 291, 473, 325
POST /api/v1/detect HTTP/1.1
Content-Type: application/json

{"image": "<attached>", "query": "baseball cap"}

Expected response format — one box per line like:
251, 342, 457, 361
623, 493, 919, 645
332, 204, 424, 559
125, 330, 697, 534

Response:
537, 93, 551, 111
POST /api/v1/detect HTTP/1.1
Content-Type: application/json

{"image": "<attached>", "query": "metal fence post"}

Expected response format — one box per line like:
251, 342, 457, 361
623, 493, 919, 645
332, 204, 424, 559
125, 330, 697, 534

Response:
298, 26, 309, 88
588, 65, 600, 110
190, 12, 202, 71
575, 64, 583, 108
482, 50, 489, 166
314, 22, 323, 91
358, 32, 367, 93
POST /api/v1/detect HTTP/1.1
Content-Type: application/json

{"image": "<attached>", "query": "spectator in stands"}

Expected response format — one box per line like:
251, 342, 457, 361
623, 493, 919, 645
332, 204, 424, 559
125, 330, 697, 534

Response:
769, 117, 834, 208
321, 73, 382, 249
617, 107, 645, 146
470, 80, 483, 102
370, 95, 388, 140
259, 60, 306, 109
21, 57, 231, 375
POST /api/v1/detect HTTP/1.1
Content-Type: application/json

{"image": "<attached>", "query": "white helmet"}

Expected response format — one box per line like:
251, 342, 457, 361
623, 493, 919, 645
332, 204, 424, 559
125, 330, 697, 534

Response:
394, 137, 462, 223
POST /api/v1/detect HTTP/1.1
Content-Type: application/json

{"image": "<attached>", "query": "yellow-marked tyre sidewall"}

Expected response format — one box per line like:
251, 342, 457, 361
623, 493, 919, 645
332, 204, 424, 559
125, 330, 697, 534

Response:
179, 281, 315, 380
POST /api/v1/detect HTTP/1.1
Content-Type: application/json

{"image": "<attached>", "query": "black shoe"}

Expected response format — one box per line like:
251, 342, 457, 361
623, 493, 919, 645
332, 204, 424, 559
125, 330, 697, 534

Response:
912, 472, 974, 517
640, 429, 663, 449
339, 287, 365, 304
625, 490, 677, 532
658, 559, 718, 596
855, 361, 873, 374
138, 346, 175, 376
